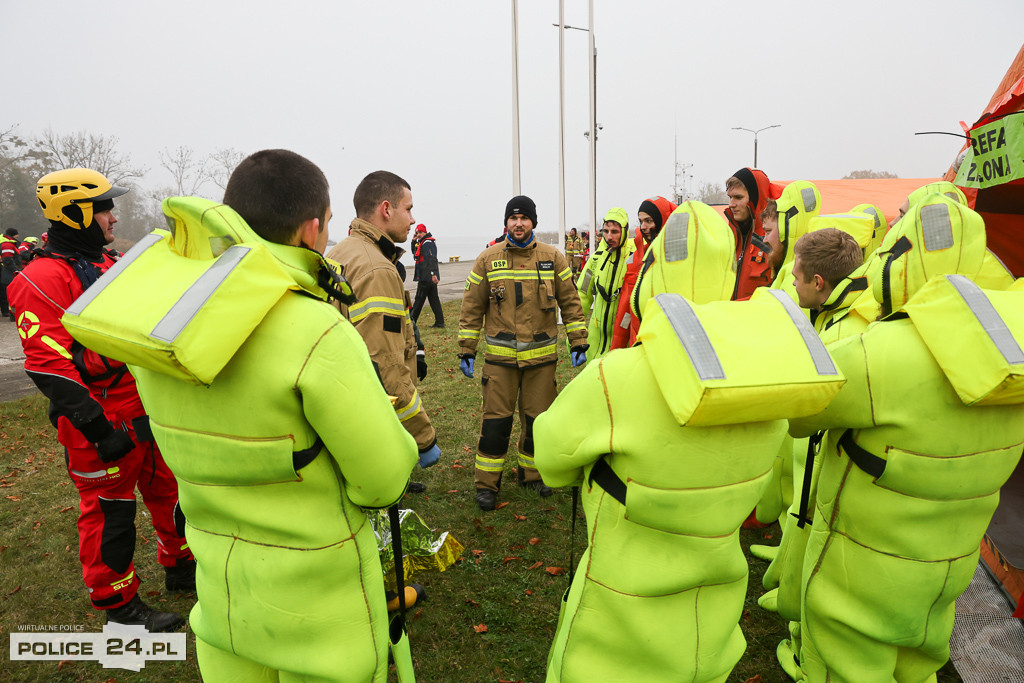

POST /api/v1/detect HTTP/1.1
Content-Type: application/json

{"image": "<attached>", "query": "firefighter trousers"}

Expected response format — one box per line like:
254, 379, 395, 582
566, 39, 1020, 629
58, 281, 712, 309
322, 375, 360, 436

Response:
474, 362, 557, 492
61, 415, 191, 610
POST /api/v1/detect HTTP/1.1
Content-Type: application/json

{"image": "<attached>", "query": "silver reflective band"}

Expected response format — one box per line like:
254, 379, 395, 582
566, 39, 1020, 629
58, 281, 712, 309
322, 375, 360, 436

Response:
767, 290, 839, 375
485, 335, 556, 352
151, 245, 252, 342
579, 268, 593, 293
920, 203, 954, 251
663, 212, 689, 262
801, 187, 817, 213
655, 293, 725, 380
66, 233, 165, 316
863, 206, 882, 229
946, 275, 1024, 365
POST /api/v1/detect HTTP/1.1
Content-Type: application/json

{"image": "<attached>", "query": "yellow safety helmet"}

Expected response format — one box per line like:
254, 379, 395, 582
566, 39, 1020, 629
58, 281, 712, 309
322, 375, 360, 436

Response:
869, 193, 986, 315
23, 236, 40, 244
37, 168, 129, 230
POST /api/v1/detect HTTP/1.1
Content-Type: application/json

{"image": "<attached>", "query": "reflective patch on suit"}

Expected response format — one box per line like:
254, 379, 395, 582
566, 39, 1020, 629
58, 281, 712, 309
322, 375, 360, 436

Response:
99, 496, 137, 574
655, 293, 724, 380
801, 187, 818, 212
921, 203, 954, 252
947, 275, 1024, 365
766, 290, 839, 376
150, 245, 251, 342
663, 212, 689, 262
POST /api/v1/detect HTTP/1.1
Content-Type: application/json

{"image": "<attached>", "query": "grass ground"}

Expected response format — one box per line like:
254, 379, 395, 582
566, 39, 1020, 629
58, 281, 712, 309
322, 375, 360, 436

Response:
0, 299, 962, 682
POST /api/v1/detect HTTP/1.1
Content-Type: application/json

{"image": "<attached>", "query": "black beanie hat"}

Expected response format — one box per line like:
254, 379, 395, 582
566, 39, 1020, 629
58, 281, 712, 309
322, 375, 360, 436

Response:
505, 195, 538, 227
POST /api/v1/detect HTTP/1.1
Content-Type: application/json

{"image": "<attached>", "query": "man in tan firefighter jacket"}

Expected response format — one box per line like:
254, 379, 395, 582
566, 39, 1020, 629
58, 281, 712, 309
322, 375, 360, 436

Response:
458, 195, 588, 510
327, 171, 442, 482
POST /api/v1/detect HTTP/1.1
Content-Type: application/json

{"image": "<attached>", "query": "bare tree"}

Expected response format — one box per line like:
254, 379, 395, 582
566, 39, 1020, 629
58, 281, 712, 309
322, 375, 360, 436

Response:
207, 147, 246, 193
842, 169, 899, 179
35, 128, 147, 185
159, 146, 210, 197
697, 181, 729, 204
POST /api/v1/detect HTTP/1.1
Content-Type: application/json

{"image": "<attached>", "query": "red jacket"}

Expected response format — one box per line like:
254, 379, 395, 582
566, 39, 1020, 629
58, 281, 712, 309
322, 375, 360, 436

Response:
9, 253, 144, 431
724, 168, 780, 300
610, 233, 646, 350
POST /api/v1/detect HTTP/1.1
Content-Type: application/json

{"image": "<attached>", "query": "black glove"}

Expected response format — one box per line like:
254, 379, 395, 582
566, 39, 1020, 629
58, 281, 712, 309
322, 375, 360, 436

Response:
96, 429, 135, 463
417, 349, 428, 381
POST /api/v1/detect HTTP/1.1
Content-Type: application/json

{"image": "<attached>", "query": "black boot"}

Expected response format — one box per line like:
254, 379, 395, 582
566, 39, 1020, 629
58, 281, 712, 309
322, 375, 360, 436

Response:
165, 558, 196, 592
106, 594, 185, 632
517, 468, 553, 497
475, 489, 497, 511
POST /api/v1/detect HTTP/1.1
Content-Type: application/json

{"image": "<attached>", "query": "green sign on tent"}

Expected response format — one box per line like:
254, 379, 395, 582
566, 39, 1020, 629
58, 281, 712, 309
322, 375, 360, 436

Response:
956, 112, 1024, 189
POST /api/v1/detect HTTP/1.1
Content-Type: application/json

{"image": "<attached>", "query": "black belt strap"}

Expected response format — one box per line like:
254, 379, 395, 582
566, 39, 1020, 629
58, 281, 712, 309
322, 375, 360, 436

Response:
292, 435, 324, 471
839, 429, 887, 478
588, 455, 626, 505
387, 504, 410, 647
791, 431, 823, 528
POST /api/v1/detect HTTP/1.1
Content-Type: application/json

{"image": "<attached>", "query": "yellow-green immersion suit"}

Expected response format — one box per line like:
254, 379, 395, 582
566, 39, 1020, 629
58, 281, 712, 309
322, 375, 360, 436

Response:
788, 194, 1024, 683
534, 202, 845, 683
121, 199, 418, 681
578, 207, 636, 358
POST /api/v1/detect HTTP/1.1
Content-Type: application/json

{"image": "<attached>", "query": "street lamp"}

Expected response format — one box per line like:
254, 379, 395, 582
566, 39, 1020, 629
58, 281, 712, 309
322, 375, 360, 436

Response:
732, 125, 781, 168
553, 0, 597, 255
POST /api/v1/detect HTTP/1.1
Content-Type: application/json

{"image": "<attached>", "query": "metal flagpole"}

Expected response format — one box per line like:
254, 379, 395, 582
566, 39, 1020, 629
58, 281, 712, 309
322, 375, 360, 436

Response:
558, 0, 566, 243
511, 0, 521, 196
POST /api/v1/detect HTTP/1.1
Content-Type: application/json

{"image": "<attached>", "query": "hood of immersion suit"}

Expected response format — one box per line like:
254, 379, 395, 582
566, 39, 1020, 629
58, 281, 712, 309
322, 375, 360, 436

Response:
630, 201, 736, 322
724, 167, 781, 240
635, 291, 845, 427
850, 203, 887, 255
903, 274, 1024, 407
808, 212, 877, 253
61, 197, 353, 386
773, 180, 821, 269
868, 193, 986, 315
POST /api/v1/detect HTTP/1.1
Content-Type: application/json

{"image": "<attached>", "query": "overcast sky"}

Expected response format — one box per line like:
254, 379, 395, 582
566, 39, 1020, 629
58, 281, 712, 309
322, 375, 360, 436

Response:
2, 0, 1022, 259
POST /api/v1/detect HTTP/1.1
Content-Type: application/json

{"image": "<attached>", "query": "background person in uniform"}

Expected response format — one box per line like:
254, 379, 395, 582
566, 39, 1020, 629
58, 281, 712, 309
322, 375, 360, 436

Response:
327, 171, 442, 487
577, 207, 636, 359
2, 227, 22, 321
8, 168, 192, 631
724, 167, 782, 300
457, 195, 588, 511
410, 222, 444, 328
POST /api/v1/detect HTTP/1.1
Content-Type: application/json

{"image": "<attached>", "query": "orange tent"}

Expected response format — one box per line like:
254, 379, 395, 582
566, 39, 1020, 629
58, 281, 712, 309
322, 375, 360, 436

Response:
945, 41, 1024, 278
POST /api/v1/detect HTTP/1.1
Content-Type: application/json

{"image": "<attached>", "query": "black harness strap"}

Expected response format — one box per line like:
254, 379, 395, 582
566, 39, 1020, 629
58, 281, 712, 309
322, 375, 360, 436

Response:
568, 485, 579, 585
839, 429, 887, 478
791, 431, 824, 528
387, 504, 409, 646
587, 455, 626, 506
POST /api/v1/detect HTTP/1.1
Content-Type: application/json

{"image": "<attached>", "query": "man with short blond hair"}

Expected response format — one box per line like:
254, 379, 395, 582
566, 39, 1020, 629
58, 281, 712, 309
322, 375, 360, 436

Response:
792, 228, 863, 312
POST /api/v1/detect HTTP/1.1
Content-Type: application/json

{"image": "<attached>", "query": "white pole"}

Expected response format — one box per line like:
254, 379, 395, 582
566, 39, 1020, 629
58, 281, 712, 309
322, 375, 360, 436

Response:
558, 0, 566, 246
511, 0, 521, 196
588, 0, 596, 253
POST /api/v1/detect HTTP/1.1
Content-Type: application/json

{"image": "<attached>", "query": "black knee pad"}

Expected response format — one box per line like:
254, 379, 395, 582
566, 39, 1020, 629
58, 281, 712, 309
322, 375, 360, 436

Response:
521, 414, 537, 454
99, 497, 137, 574
479, 416, 514, 455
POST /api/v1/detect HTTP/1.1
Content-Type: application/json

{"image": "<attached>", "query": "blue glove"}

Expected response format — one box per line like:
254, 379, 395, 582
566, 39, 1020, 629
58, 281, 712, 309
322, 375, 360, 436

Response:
460, 355, 475, 378
418, 444, 441, 468
570, 347, 587, 368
